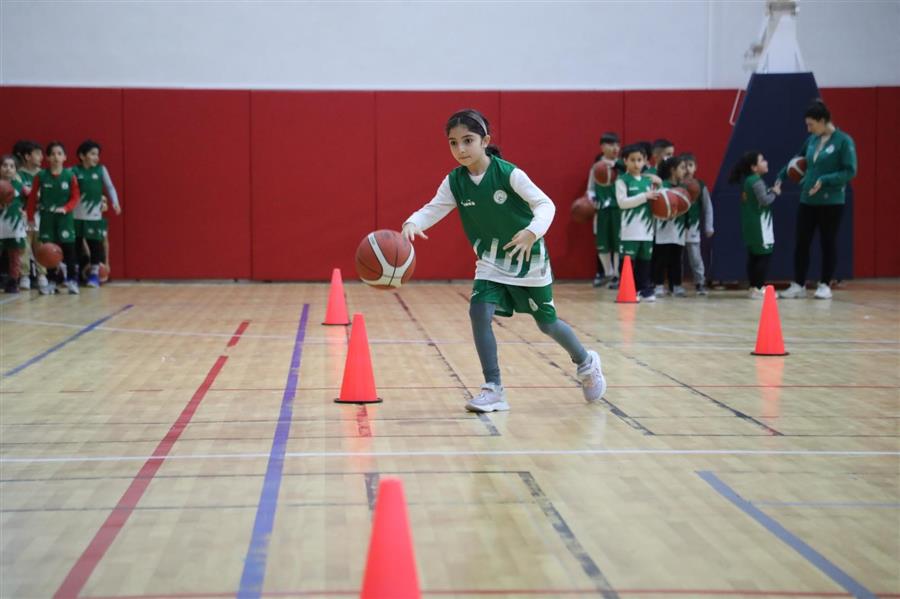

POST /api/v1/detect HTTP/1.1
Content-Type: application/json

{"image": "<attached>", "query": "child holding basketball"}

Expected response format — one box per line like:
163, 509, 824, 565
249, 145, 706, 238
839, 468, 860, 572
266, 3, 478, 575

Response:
587, 132, 622, 289
73, 140, 120, 288
0, 155, 27, 293
681, 153, 714, 295
402, 109, 606, 412
729, 151, 779, 298
652, 156, 688, 297
27, 142, 81, 295
616, 144, 661, 301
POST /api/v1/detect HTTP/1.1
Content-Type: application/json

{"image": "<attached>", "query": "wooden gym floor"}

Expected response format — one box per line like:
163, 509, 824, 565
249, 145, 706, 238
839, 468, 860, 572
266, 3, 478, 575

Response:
0, 279, 898, 599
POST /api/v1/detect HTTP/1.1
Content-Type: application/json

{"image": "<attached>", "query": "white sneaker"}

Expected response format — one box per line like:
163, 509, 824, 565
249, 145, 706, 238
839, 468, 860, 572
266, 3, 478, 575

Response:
37, 275, 53, 295
576, 350, 607, 402
640, 292, 656, 303
465, 383, 509, 413
814, 282, 833, 299
66, 280, 80, 295
654, 285, 667, 297
779, 282, 807, 299
672, 285, 687, 297
18, 276, 30, 290
749, 287, 766, 299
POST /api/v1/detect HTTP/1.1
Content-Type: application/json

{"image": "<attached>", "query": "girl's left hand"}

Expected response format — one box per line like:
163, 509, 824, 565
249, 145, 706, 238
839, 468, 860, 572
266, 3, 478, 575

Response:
503, 229, 537, 262
808, 180, 822, 195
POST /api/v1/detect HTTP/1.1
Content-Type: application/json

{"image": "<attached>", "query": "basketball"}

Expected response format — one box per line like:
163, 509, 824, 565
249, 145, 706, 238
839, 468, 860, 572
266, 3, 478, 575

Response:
592, 160, 617, 187
35, 243, 63, 269
570, 195, 596, 224
99, 263, 110, 283
651, 187, 692, 220
787, 156, 807, 183
682, 178, 701, 202
0, 180, 14, 208
355, 229, 416, 289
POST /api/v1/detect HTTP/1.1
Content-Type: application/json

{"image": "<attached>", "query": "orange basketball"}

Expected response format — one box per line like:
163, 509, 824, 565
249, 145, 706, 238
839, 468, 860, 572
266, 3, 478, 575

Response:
355, 229, 416, 289
682, 178, 701, 203
651, 187, 692, 220
592, 160, 617, 187
99, 263, 110, 283
0, 180, 14, 208
570, 195, 596, 224
35, 243, 63, 269
787, 156, 807, 183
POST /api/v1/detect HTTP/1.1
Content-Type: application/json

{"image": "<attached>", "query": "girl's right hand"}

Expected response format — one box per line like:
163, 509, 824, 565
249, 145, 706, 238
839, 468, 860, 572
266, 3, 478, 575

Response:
402, 222, 428, 243
646, 190, 660, 201
772, 180, 782, 195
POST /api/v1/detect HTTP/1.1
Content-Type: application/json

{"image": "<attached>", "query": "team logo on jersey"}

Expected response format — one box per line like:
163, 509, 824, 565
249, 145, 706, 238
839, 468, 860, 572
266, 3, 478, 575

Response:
92, 173, 99, 180
61, 230, 71, 239
493, 190, 508, 205
461, 199, 475, 207
825, 145, 835, 154
62, 182, 69, 190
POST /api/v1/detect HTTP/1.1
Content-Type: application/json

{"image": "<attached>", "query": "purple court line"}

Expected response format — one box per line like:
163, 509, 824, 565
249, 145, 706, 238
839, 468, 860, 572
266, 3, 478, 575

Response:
697, 471, 877, 599
2, 304, 133, 377
237, 304, 310, 599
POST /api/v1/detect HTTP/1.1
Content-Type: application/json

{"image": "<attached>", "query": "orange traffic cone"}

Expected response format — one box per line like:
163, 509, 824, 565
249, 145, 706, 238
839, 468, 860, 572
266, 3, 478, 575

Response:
335, 313, 382, 404
615, 255, 638, 303
360, 479, 420, 599
752, 285, 789, 356
323, 268, 351, 325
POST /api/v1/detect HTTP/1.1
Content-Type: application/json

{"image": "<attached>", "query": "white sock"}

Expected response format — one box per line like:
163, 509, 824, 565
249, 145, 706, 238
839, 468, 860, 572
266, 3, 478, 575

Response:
598, 253, 613, 277
610, 252, 619, 276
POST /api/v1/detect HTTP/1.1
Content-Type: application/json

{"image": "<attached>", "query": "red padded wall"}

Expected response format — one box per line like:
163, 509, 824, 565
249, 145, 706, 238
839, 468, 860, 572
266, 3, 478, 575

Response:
820, 88, 878, 277
500, 92, 625, 278
250, 92, 376, 280
375, 92, 501, 280
875, 87, 900, 276
122, 89, 251, 278
0, 87, 126, 275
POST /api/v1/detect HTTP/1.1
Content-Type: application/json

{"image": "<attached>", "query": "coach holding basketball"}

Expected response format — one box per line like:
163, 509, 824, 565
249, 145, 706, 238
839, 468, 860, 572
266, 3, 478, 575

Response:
775, 99, 857, 300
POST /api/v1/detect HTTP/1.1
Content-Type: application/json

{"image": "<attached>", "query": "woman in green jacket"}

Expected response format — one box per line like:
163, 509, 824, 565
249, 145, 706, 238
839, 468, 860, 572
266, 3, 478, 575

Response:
775, 99, 857, 300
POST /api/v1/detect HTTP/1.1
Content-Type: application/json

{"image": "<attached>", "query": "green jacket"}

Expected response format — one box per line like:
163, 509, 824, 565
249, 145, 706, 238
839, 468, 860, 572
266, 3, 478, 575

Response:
777, 128, 857, 205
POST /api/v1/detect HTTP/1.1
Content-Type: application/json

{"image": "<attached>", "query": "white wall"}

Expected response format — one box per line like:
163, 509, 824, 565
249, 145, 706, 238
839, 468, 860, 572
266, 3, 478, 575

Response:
2, 0, 898, 89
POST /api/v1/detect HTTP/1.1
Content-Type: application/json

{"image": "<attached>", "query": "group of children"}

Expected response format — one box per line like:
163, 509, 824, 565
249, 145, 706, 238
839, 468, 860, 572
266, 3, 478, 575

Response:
587, 135, 714, 302
0, 139, 120, 295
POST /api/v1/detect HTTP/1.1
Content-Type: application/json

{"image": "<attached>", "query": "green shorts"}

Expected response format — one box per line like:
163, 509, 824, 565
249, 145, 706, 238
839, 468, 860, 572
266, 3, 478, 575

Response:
747, 244, 774, 256
619, 240, 653, 261
75, 219, 107, 241
1, 238, 26, 250
471, 279, 558, 324
595, 206, 621, 253
38, 211, 75, 244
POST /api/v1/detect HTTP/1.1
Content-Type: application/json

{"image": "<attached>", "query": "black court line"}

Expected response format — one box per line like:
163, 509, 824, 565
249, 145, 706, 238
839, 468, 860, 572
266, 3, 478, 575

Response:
394, 294, 501, 437
569, 323, 783, 436
364, 472, 380, 511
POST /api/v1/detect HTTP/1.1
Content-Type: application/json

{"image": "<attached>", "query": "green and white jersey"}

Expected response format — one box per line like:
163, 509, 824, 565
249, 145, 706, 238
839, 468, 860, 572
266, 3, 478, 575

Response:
17, 169, 38, 190
615, 173, 654, 242
654, 182, 687, 245
741, 174, 774, 253
587, 158, 618, 209
0, 178, 26, 240
404, 156, 555, 287
35, 168, 77, 210
73, 165, 103, 220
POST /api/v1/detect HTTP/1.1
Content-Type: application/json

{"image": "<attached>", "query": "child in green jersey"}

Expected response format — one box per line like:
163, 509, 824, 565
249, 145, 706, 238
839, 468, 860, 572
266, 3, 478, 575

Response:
26, 142, 81, 295
729, 151, 780, 298
588, 132, 622, 289
681, 153, 714, 295
1, 155, 27, 293
11, 140, 44, 290
616, 144, 662, 301
74, 140, 120, 288
402, 109, 606, 413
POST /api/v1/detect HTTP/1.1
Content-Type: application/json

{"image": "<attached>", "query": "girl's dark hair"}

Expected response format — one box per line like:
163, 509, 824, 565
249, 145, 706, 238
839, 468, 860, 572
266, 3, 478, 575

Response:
636, 140, 652, 158
657, 155, 684, 181
621, 144, 644, 160
12, 140, 40, 161
46, 141, 66, 155
804, 99, 831, 122
728, 151, 763, 184
77, 139, 102, 157
446, 109, 502, 158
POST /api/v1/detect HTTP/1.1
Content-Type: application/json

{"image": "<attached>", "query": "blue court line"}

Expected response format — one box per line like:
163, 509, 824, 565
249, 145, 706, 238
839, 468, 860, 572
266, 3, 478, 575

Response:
237, 304, 309, 599
753, 500, 900, 509
697, 471, 877, 599
2, 304, 134, 378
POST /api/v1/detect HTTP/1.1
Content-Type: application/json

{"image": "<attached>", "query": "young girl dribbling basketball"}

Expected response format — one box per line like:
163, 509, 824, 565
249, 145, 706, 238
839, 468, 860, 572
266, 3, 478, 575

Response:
401, 109, 606, 412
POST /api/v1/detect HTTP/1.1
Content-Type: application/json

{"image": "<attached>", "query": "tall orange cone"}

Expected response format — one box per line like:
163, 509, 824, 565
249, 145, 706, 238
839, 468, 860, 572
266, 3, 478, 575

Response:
335, 313, 382, 404
360, 478, 420, 599
752, 285, 789, 356
615, 255, 638, 303
323, 268, 351, 325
